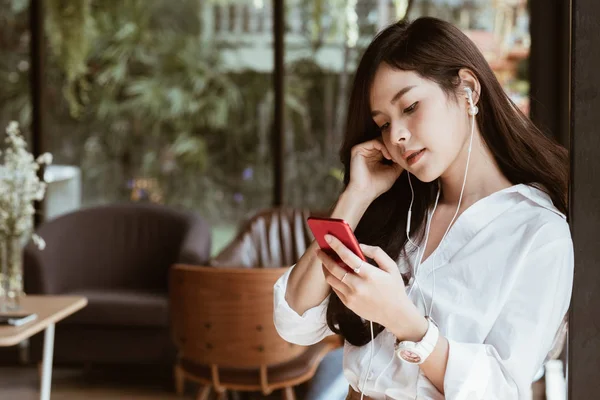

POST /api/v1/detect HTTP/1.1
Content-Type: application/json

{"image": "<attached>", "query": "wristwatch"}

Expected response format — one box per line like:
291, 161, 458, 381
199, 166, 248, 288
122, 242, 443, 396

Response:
394, 316, 439, 364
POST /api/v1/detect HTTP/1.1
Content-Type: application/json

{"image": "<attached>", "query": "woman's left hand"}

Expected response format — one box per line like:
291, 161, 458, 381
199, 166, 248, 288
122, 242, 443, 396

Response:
317, 234, 428, 342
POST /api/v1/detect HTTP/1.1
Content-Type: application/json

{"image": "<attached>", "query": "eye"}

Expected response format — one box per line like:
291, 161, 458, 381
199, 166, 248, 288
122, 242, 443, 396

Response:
378, 122, 390, 132
403, 102, 418, 114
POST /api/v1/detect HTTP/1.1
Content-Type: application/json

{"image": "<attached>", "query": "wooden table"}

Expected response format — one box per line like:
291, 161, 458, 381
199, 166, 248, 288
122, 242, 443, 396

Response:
0, 295, 87, 400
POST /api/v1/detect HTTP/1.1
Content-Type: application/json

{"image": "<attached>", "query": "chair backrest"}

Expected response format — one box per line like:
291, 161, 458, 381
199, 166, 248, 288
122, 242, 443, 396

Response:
24, 203, 211, 294
169, 264, 305, 368
209, 207, 325, 268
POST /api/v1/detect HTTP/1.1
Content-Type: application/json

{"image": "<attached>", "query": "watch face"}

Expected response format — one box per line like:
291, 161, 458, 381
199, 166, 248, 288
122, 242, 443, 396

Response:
399, 349, 422, 364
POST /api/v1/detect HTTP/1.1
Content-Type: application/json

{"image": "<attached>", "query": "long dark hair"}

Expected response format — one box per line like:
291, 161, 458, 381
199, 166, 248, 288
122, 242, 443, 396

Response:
326, 17, 569, 346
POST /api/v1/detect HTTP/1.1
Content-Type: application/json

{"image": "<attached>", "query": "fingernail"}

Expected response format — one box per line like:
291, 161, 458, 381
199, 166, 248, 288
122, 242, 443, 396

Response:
324, 235, 332, 243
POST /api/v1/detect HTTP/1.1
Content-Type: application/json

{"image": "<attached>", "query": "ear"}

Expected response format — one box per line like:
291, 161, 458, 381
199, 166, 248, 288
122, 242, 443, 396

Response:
458, 68, 481, 105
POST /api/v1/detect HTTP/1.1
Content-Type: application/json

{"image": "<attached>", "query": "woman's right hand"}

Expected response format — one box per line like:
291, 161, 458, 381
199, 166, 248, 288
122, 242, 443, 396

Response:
347, 139, 404, 202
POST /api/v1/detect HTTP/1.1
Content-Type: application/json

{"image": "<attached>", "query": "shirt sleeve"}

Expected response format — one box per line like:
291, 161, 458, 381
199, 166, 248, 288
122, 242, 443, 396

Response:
273, 264, 335, 346
443, 236, 574, 400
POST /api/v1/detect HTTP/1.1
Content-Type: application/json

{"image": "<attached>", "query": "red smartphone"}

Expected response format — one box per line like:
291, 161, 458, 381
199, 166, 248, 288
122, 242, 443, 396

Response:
307, 216, 366, 271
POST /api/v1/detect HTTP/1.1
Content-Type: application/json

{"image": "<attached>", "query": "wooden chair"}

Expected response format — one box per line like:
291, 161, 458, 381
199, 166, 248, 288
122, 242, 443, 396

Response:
208, 207, 327, 269
169, 265, 340, 400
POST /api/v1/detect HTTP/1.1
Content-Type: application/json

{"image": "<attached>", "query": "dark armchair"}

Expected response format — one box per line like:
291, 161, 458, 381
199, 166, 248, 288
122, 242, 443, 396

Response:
24, 203, 211, 367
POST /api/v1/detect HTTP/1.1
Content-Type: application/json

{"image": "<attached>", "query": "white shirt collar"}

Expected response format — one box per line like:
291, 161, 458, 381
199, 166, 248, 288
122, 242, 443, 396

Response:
510, 183, 566, 219
406, 183, 565, 272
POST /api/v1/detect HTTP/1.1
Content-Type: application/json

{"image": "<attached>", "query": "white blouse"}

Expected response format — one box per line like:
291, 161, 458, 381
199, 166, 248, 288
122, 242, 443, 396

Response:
273, 184, 573, 400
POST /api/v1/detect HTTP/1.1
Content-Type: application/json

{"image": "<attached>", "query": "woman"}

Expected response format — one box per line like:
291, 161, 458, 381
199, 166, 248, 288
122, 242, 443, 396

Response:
273, 17, 572, 400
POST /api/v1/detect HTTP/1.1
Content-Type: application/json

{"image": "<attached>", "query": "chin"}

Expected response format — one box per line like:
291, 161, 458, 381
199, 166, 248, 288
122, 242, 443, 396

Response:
404, 151, 444, 183
409, 168, 440, 183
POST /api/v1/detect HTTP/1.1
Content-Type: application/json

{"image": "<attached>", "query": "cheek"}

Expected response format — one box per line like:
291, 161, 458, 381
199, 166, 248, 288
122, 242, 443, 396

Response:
414, 107, 460, 151
430, 120, 469, 174
409, 115, 441, 149
411, 115, 460, 179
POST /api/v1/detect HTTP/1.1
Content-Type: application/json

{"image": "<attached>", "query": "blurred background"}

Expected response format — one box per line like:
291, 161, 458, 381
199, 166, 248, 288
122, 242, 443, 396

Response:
1, 1, 567, 400
0, 0, 531, 256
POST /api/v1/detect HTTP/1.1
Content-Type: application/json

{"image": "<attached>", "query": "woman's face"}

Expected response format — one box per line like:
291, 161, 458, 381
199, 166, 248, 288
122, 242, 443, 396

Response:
369, 63, 471, 183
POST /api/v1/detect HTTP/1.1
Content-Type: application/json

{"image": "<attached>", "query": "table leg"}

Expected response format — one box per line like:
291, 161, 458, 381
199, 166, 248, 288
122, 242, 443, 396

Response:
40, 323, 55, 400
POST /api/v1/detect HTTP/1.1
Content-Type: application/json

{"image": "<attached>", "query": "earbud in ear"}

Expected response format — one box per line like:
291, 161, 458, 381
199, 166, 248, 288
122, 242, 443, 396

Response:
464, 87, 479, 116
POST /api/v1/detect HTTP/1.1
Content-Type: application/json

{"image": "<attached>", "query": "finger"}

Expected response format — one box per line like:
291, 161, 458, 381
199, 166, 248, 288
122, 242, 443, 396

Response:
365, 139, 392, 160
332, 287, 348, 306
322, 263, 352, 298
359, 244, 398, 274
317, 250, 360, 288
354, 140, 392, 161
372, 140, 393, 160
320, 259, 340, 281
324, 234, 368, 276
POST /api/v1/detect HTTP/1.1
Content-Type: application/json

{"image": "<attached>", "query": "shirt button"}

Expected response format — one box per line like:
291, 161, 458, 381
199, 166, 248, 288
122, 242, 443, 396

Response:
368, 372, 375, 379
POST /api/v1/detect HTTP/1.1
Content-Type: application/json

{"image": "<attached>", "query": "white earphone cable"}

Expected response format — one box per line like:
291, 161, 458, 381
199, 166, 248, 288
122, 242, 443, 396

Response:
406, 176, 440, 305
360, 88, 477, 398
428, 98, 476, 317
359, 320, 375, 400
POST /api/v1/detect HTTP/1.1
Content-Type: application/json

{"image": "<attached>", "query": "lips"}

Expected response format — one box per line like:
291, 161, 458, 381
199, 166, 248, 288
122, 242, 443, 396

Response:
405, 149, 426, 167
404, 149, 425, 161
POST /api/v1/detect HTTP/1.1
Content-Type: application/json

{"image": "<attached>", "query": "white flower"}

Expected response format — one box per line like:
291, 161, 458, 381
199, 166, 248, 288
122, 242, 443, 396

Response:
33, 183, 47, 201
6, 121, 19, 135
0, 121, 52, 240
32, 234, 46, 250
36, 153, 53, 165
24, 203, 35, 215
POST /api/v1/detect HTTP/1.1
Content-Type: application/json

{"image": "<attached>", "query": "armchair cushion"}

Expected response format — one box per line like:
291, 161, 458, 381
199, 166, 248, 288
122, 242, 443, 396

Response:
24, 203, 211, 294
63, 289, 168, 328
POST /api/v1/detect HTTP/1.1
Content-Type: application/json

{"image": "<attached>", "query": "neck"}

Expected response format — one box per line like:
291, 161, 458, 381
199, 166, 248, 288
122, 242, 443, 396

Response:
438, 130, 512, 207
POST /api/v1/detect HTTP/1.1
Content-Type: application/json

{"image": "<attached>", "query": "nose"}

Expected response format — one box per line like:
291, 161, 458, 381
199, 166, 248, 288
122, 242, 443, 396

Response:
389, 122, 411, 144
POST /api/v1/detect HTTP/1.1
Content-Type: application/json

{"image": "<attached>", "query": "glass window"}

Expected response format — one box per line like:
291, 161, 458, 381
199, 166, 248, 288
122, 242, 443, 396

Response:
284, 0, 530, 212
409, 0, 530, 114
283, 0, 381, 211
41, 0, 274, 255
0, 0, 31, 142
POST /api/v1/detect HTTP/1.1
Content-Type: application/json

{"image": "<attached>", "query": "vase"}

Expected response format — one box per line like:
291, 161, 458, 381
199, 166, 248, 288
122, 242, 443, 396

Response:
0, 235, 24, 312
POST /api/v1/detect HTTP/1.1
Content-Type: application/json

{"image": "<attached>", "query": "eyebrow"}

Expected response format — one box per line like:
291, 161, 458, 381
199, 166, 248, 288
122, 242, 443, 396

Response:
371, 85, 417, 117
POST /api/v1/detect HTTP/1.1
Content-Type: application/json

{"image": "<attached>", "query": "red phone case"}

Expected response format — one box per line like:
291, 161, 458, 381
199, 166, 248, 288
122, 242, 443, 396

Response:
307, 216, 366, 271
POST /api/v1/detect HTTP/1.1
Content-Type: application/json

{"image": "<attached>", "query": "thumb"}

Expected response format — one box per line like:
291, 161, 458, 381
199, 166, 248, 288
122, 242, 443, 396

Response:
359, 244, 398, 275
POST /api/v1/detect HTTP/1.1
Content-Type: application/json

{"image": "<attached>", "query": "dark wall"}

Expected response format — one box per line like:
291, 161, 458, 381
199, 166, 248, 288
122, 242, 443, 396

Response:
569, 0, 600, 397
529, 0, 571, 148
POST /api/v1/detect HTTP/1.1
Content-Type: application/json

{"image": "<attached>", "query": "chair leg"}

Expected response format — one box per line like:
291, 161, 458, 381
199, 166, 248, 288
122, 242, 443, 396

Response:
216, 389, 228, 400
196, 385, 212, 400
282, 386, 296, 400
174, 365, 185, 396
